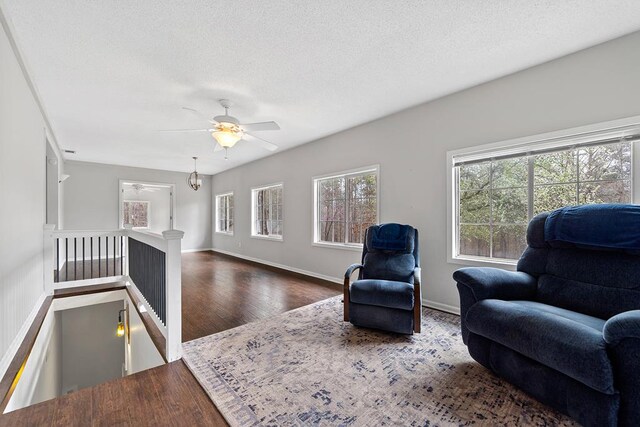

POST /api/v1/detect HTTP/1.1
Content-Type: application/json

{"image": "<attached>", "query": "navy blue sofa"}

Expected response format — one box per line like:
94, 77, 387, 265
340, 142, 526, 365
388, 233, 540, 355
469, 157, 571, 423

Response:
344, 223, 421, 335
454, 204, 640, 426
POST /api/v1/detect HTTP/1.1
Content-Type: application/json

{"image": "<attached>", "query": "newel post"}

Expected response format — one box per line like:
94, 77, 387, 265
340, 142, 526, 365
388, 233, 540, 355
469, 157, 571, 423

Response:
43, 224, 56, 294
162, 229, 184, 361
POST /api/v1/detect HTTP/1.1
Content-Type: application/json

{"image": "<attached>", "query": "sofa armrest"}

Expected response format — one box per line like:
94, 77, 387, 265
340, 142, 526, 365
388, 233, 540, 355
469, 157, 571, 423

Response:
453, 267, 537, 302
603, 310, 640, 346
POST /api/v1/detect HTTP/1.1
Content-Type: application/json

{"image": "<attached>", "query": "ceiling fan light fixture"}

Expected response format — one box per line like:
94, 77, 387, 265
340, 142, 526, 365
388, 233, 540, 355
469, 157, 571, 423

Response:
211, 123, 244, 148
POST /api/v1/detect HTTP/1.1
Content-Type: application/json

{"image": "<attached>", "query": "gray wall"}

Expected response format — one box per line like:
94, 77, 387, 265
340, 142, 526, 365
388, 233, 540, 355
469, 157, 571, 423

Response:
60, 301, 124, 393
30, 312, 62, 405
211, 31, 640, 312
63, 161, 212, 250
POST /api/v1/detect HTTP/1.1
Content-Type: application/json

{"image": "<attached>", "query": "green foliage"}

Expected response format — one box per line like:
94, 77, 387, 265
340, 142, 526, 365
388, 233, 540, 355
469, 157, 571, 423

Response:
458, 142, 631, 260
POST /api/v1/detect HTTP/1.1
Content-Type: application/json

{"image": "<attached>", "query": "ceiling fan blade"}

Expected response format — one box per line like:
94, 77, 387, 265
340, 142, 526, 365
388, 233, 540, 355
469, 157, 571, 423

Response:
244, 133, 278, 151
240, 121, 280, 132
158, 128, 212, 133
182, 107, 217, 124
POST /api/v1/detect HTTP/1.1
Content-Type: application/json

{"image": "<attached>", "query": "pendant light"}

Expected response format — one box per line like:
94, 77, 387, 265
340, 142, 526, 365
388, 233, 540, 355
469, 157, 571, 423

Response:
188, 157, 202, 191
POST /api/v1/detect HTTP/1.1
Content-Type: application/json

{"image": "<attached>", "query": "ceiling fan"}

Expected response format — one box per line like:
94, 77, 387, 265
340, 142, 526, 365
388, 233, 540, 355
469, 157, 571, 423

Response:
160, 99, 280, 159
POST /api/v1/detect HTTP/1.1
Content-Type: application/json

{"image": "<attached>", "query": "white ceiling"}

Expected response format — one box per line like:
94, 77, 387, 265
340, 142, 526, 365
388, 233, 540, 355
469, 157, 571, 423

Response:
3, 1, 640, 175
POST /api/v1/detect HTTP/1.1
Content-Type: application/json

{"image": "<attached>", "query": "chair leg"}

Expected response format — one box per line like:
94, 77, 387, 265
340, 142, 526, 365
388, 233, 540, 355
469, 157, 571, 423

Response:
343, 278, 350, 321
413, 283, 421, 333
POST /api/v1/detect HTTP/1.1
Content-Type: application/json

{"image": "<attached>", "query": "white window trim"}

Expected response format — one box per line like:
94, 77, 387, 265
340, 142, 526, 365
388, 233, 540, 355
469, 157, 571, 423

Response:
312, 165, 380, 250
123, 200, 151, 230
215, 191, 234, 235
251, 182, 284, 241
446, 115, 640, 269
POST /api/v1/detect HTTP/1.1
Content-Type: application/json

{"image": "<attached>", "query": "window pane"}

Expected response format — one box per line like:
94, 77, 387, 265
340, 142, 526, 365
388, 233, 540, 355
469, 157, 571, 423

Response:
492, 188, 528, 224
349, 222, 366, 244
579, 143, 630, 181
459, 190, 490, 223
579, 180, 631, 204
492, 157, 527, 189
320, 221, 333, 242
533, 184, 576, 215
124, 202, 148, 228
317, 172, 376, 245
492, 225, 527, 259
459, 225, 490, 258
459, 162, 490, 191
534, 151, 576, 184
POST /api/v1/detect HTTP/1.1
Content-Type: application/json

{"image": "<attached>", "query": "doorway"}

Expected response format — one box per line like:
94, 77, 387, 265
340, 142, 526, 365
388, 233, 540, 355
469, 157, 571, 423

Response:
119, 181, 175, 234
45, 140, 59, 226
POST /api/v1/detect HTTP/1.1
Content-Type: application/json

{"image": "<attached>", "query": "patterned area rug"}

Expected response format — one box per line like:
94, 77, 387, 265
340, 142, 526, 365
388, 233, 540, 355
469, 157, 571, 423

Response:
183, 296, 578, 426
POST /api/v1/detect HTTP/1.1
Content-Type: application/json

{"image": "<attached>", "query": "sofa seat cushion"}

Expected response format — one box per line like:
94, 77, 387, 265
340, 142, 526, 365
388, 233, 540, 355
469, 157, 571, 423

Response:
466, 299, 614, 394
350, 279, 414, 310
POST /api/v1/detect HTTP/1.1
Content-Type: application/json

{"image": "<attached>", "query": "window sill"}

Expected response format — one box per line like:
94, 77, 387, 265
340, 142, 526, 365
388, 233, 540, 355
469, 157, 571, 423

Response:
448, 255, 517, 270
312, 241, 363, 252
250, 234, 283, 242
215, 231, 234, 236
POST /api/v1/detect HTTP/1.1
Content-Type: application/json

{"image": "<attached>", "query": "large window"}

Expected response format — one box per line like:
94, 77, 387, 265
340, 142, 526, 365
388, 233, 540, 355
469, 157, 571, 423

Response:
215, 192, 234, 234
251, 184, 283, 240
453, 133, 636, 263
123, 201, 150, 229
314, 166, 378, 247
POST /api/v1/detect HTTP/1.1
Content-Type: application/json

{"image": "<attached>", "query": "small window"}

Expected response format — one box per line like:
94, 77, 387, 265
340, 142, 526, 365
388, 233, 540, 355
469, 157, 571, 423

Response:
314, 166, 378, 247
251, 184, 283, 240
123, 201, 150, 229
453, 135, 635, 263
215, 192, 234, 234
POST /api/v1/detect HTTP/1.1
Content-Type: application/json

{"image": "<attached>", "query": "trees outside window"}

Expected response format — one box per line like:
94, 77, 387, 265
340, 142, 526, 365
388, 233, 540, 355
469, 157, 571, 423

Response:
457, 141, 632, 261
216, 193, 234, 234
252, 184, 283, 239
315, 168, 378, 246
123, 201, 150, 228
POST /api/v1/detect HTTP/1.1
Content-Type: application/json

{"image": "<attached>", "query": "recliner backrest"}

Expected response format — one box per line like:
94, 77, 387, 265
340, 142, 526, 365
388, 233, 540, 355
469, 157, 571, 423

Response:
517, 207, 640, 319
360, 223, 419, 283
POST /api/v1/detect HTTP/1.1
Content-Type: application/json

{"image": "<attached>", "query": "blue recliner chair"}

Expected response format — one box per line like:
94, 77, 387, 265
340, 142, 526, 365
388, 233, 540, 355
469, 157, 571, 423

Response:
453, 204, 640, 427
344, 223, 421, 335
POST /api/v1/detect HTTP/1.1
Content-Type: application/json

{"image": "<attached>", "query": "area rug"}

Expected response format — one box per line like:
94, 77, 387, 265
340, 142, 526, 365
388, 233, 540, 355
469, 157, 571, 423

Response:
182, 296, 577, 426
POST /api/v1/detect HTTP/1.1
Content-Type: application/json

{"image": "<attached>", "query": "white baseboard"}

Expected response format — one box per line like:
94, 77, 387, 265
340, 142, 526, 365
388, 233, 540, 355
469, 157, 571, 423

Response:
211, 248, 343, 285
0, 292, 47, 381
424, 299, 460, 315
211, 249, 462, 315
181, 248, 214, 253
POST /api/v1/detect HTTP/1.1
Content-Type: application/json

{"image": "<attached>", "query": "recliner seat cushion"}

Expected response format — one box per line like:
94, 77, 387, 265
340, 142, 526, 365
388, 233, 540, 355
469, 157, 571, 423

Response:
350, 279, 414, 310
466, 299, 614, 394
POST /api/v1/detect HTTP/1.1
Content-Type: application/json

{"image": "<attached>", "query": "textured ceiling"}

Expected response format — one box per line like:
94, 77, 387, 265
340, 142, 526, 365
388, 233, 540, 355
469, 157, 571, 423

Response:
3, 1, 640, 175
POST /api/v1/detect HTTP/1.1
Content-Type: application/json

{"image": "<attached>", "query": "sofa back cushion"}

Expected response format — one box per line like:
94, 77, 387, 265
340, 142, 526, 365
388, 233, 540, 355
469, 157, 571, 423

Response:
361, 224, 418, 283
518, 206, 640, 319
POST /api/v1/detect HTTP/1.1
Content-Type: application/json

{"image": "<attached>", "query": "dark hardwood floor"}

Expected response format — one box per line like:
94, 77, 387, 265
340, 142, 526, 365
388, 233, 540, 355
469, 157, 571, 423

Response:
0, 251, 340, 426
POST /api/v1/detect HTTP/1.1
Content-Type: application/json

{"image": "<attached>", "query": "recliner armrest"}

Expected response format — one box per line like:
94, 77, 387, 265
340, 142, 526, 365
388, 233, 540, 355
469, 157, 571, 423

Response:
603, 310, 640, 346
413, 267, 421, 286
344, 264, 363, 281
453, 267, 537, 302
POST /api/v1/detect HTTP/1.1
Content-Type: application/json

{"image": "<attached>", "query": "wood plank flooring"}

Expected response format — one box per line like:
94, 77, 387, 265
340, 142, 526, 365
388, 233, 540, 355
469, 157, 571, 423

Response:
0, 251, 341, 426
